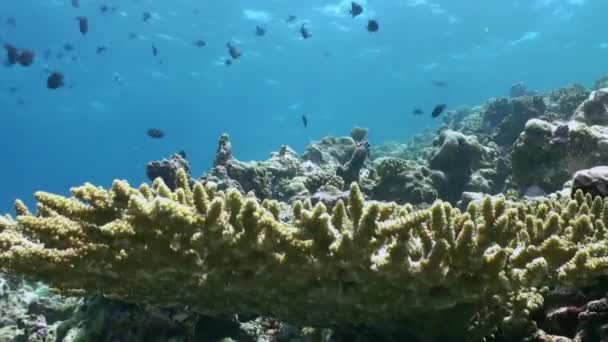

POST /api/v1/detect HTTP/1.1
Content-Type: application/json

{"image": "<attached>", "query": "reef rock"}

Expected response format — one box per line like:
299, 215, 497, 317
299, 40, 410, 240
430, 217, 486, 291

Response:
302, 136, 357, 167
146, 151, 190, 190
510, 81, 537, 98
511, 119, 569, 192
512, 118, 608, 193
310, 189, 351, 210
572, 88, 608, 126
213, 133, 233, 167
482, 95, 546, 146
428, 130, 500, 202
372, 157, 438, 205
547, 84, 589, 119
572, 166, 608, 199
594, 75, 608, 90
350, 126, 369, 143
337, 141, 370, 185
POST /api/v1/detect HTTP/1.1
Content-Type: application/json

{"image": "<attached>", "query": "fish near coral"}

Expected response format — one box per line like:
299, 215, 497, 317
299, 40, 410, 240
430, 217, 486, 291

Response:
349, 2, 363, 18
431, 104, 447, 118
255, 25, 266, 37
3, 43, 18, 65
147, 128, 165, 139
367, 20, 379, 32
17, 49, 34, 66
142, 11, 151, 22
47, 72, 64, 89
96, 46, 108, 55
193, 40, 206, 48
226, 42, 241, 59
432, 80, 448, 87
77, 16, 88, 35
299, 24, 311, 39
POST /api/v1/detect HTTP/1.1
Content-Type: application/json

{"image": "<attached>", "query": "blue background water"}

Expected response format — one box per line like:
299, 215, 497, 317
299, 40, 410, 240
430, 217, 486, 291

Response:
1, 0, 607, 212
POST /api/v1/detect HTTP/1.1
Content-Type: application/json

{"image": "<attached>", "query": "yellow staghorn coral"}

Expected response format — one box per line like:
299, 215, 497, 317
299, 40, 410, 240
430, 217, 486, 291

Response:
2, 168, 608, 340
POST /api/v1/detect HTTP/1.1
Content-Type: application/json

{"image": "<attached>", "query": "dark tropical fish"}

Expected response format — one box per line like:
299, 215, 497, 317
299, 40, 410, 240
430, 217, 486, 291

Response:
7, 86, 17, 93
255, 25, 266, 36
349, 2, 363, 18
63, 43, 74, 51
300, 24, 311, 39
286, 15, 297, 23
226, 42, 241, 59
147, 128, 164, 139
367, 19, 379, 32
193, 40, 206, 48
142, 11, 151, 22
77, 16, 88, 35
431, 104, 447, 118
323, 50, 331, 57
71, 0, 79, 8
4, 44, 18, 65
412, 109, 424, 115
47, 72, 64, 89
301, 114, 308, 128
224, 59, 232, 66
129, 33, 138, 39
6, 17, 16, 27
432, 80, 448, 87
96, 46, 107, 55
99, 5, 109, 13
16, 98, 24, 105
152, 45, 158, 57
177, 150, 187, 158
56, 52, 65, 59
17, 49, 34, 66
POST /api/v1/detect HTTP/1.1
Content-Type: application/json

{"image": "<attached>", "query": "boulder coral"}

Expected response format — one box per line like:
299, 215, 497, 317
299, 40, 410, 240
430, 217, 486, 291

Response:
5, 170, 608, 340
511, 117, 608, 193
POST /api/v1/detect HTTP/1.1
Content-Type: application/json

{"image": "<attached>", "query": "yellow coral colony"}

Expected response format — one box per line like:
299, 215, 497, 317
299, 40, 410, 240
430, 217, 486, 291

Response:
1, 168, 608, 339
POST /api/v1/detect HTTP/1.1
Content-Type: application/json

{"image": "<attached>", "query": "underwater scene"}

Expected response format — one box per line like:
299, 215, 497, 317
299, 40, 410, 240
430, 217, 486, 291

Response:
2, 0, 608, 341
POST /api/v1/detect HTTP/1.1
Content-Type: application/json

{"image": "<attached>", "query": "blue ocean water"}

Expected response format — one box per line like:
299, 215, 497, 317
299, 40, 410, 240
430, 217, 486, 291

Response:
0, 0, 606, 213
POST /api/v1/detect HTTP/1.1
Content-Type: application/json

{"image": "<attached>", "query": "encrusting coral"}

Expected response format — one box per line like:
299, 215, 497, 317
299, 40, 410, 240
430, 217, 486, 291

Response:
3, 169, 608, 340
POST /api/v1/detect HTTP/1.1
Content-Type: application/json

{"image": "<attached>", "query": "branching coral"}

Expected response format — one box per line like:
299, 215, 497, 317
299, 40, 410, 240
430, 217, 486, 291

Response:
2, 170, 608, 340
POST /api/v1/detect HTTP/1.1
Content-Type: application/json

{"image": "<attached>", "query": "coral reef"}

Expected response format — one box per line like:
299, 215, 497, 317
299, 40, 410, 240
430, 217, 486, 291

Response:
6, 78, 608, 341
6, 169, 608, 340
